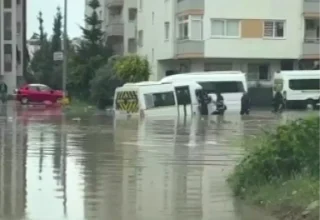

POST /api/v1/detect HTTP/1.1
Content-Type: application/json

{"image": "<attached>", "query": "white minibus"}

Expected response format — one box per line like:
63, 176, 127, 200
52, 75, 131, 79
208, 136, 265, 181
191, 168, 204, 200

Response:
160, 71, 248, 111
113, 81, 203, 117
273, 70, 320, 109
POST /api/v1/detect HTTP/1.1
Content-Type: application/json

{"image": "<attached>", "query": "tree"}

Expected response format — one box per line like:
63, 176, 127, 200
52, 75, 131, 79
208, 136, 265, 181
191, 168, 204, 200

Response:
50, 7, 63, 89
114, 55, 151, 82
51, 6, 62, 53
81, 0, 104, 48
30, 11, 53, 86
37, 12, 46, 43
90, 56, 124, 109
67, 0, 112, 100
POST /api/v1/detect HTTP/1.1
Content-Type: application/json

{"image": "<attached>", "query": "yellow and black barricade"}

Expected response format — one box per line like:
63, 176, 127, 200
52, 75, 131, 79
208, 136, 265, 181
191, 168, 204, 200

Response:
115, 91, 139, 113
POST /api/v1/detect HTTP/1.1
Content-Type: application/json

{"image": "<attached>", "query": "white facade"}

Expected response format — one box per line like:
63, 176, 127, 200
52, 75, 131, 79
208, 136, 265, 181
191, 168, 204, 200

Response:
203, 0, 303, 59
0, 0, 25, 93
86, 0, 320, 85
84, 0, 138, 55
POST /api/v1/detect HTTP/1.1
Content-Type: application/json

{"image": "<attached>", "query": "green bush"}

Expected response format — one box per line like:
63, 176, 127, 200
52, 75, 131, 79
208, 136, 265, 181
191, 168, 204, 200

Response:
114, 55, 151, 82
229, 116, 319, 196
90, 56, 124, 109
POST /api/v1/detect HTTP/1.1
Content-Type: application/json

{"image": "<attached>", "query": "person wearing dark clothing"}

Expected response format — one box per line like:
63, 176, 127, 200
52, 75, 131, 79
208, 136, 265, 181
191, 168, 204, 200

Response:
212, 92, 226, 115
0, 80, 8, 104
240, 92, 251, 115
197, 90, 210, 115
273, 91, 284, 113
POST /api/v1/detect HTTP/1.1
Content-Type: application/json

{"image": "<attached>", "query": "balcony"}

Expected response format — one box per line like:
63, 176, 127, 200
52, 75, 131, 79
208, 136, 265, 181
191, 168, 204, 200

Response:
302, 38, 320, 58
107, 24, 124, 36
303, 0, 320, 15
175, 40, 204, 58
107, 0, 123, 8
176, 0, 204, 14
302, 19, 320, 58
107, 16, 124, 36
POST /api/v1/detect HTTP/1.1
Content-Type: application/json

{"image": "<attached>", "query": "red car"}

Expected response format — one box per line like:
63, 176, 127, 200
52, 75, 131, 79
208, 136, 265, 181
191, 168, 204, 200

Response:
15, 83, 64, 105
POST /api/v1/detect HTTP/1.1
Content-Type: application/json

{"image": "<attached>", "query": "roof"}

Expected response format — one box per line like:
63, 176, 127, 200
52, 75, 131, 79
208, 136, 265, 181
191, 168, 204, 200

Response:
161, 71, 246, 82
27, 83, 48, 87
278, 70, 320, 75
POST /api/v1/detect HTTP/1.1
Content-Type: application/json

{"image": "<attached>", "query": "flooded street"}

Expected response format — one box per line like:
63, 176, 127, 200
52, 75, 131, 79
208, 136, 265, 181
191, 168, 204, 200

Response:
0, 103, 312, 220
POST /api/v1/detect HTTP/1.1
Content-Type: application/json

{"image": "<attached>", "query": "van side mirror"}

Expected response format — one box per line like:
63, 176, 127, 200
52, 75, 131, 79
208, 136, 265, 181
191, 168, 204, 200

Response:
50, 90, 54, 93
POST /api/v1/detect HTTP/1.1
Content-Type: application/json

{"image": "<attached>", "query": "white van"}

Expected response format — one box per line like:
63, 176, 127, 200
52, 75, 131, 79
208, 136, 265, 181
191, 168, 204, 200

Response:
273, 70, 320, 109
113, 81, 203, 117
160, 71, 248, 111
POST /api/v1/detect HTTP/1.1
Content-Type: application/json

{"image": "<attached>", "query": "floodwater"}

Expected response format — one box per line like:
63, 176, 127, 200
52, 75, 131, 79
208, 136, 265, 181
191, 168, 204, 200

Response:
0, 103, 313, 220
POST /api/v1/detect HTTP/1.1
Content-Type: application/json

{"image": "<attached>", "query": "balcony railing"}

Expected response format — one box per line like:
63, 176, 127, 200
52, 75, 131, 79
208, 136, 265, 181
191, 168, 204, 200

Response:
107, 0, 123, 8
109, 16, 123, 25
304, 37, 320, 43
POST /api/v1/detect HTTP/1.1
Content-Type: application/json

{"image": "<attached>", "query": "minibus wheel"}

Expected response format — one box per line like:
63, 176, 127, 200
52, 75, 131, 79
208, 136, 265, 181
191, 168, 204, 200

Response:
306, 99, 315, 110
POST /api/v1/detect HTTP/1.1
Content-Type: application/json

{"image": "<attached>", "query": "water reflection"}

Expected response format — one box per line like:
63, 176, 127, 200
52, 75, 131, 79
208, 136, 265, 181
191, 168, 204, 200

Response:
0, 104, 311, 220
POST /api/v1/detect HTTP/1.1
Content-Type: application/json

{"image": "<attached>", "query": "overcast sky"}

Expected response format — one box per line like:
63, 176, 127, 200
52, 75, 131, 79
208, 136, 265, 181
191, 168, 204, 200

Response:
27, 0, 84, 38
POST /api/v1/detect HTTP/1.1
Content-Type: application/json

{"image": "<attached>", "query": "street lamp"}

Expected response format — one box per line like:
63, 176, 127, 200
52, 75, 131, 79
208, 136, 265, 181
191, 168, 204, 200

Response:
62, 0, 68, 99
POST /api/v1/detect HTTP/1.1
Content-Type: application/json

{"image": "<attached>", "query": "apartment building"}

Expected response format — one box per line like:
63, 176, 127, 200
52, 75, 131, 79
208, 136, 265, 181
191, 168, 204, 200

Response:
85, 0, 138, 55
87, 0, 320, 85
0, 0, 26, 93
138, 0, 320, 85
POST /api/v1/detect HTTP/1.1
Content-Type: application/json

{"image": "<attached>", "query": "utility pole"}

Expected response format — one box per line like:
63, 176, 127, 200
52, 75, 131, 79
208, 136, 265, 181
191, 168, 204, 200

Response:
62, 0, 68, 98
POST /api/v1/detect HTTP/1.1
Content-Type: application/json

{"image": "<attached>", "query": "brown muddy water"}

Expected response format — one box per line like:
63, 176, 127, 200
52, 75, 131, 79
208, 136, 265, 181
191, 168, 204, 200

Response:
0, 103, 313, 220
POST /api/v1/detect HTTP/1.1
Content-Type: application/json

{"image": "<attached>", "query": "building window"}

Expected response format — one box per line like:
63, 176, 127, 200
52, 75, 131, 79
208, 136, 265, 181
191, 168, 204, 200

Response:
177, 15, 202, 40
17, 22, 21, 35
139, 0, 143, 10
152, 12, 155, 24
128, 8, 137, 21
164, 22, 170, 40
178, 15, 189, 40
190, 15, 202, 40
151, 48, 154, 63
138, 30, 143, 46
128, 38, 137, 53
247, 64, 270, 81
17, 0, 21, 4
4, 12, 12, 40
211, 19, 240, 37
4, 0, 11, 8
4, 44, 12, 72
263, 20, 285, 38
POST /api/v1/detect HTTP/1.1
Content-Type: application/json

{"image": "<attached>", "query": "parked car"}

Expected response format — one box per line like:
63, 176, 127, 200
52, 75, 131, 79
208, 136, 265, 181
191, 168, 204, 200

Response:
15, 84, 64, 105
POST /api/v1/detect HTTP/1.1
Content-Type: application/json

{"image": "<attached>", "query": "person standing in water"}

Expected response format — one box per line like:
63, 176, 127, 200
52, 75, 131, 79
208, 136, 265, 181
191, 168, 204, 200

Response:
273, 90, 284, 113
197, 90, 211, 115
0, 80, 8, 104
213, 92, 226, 115
240, 92, 251, 115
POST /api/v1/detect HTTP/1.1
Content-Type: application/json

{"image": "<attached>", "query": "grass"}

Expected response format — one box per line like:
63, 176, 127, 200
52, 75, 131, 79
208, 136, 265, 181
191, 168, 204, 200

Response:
62, 100, 98, 116
228, 116, 319, 220
238, 174, 319, 220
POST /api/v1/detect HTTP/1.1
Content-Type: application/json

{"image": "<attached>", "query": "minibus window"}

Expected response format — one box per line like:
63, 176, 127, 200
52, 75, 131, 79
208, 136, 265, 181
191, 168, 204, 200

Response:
289, 79, 320, 90
198, 81, 244, 93
144, 91, 176, 109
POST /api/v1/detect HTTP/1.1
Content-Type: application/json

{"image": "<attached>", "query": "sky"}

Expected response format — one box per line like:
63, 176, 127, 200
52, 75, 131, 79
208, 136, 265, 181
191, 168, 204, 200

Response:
27, 0, 84, 39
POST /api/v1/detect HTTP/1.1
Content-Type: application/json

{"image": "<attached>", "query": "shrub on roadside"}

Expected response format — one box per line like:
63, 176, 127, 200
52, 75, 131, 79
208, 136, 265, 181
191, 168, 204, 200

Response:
228, 116, 319, 196
90, 56, 124, 109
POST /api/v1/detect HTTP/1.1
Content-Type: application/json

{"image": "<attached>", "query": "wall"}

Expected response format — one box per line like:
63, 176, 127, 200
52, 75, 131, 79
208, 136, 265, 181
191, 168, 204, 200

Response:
203, 0, 302, 59
137, 0, 175, 80
123, 0, 137, 54
1, 0, 18, 93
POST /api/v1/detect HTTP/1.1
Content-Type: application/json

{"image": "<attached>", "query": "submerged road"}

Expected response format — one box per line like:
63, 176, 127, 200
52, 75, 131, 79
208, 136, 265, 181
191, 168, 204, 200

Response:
0, 103, 312, 220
